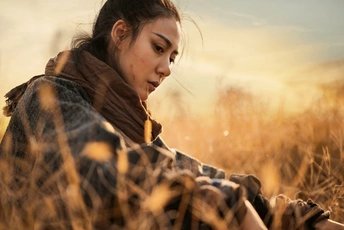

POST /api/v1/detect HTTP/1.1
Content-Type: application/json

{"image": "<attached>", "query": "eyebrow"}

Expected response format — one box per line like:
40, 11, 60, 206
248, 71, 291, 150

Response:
153, 32, 179, 55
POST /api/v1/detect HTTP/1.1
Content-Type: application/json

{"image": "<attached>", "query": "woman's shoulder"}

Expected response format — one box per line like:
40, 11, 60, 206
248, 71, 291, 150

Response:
28, 75, 91, 104
32, 75, 88, 95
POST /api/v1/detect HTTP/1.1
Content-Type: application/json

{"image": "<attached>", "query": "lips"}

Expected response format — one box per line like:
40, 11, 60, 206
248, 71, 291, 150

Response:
148, 81, 159, 92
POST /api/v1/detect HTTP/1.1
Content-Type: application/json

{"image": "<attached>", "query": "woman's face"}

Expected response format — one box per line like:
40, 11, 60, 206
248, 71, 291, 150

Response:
116, 17, 181, 101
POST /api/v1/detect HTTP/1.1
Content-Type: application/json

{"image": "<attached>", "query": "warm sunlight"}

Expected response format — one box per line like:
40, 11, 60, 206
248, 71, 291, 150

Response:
1, 0, 344, 228
1, 1, 343, 117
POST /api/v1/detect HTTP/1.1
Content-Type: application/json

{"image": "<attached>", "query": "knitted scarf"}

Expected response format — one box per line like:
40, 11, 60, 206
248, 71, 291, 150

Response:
3, 50, 162, 144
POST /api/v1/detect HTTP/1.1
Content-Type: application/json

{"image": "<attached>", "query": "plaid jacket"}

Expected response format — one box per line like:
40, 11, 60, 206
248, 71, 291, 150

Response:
0, 76, 248, 229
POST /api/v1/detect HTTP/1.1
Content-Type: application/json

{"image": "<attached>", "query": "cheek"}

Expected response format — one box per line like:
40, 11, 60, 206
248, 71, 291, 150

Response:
129, 56, 148, 83
129, 63, 135, 81
136, 55, 153, 74
137, 47, 155, 66
139, 57, 146, 64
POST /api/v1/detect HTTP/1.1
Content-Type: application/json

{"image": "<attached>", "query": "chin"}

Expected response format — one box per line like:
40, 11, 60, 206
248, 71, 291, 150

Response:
139, 94, 149, 101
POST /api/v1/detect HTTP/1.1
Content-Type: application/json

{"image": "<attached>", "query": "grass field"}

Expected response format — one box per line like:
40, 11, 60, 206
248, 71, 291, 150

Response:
0, 80, 343, 228
155, 82, 344, 224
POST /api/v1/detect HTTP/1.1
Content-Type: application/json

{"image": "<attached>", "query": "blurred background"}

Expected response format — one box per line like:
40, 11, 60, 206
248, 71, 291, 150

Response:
1, 0, 343, 116
1, 0, 344, 222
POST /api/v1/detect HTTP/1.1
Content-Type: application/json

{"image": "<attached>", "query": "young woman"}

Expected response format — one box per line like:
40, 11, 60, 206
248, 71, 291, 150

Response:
0, 0, 338, 229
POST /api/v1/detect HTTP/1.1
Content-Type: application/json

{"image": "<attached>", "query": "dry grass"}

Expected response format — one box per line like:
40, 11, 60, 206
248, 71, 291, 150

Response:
157, 82, 344, 224
0, 80, 343, 228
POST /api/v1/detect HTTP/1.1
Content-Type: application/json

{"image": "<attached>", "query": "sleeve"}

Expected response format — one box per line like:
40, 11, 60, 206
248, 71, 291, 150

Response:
153, 136, 226, 179
153, 138, 274, 228
229, 173, 274, 228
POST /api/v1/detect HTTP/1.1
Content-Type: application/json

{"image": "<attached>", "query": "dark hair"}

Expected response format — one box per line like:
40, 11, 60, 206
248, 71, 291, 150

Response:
72, 0, 181, 64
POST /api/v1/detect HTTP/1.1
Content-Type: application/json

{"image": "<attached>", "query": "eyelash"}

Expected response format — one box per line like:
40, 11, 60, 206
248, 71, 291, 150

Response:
154, 44, 164, 53
154, 44, 175, 64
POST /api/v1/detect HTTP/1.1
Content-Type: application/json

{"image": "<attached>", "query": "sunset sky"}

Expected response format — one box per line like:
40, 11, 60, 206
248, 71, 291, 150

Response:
1, 0, 343, 116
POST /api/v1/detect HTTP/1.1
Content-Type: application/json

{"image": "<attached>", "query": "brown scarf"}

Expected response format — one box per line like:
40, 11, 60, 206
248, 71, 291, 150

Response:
3, 50, 162, 144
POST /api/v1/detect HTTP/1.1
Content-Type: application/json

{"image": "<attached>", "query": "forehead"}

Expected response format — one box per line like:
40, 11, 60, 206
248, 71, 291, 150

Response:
142, 17, 182, 48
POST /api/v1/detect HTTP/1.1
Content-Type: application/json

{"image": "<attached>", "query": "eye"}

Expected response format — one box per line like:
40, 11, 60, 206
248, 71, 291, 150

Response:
154, 44, 164, 53
169, 57, 175, 64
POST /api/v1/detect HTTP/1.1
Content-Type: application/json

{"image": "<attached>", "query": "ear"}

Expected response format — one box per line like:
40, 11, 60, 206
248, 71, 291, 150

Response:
110, 19, 127, 49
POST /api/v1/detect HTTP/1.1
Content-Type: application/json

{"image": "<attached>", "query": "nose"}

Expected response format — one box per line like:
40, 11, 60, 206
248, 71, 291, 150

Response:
156, 57, 171, 78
